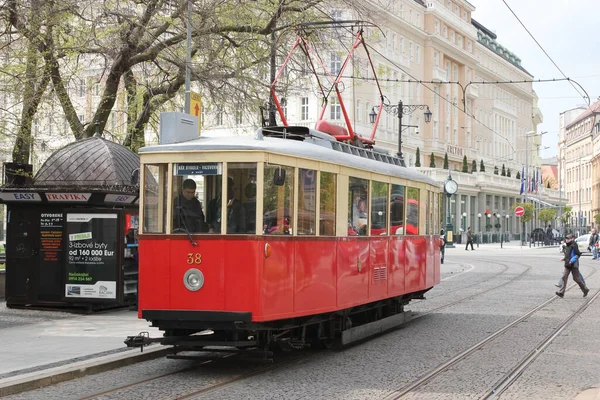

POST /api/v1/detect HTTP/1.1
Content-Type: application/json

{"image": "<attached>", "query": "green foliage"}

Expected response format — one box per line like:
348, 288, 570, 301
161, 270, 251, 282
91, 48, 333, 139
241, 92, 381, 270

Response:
415, 147, 421, 167
547, 182, 551, 188
461, 155, 469, 173
516, 171, 521, 179
501, 164, 506, 176
443, 153, 449, 169
429, 152, 436, 168
507, 168, 511, 177
480, 159, 485, 172
538, 208, 557, 225
471, 159, 477, 173
494, 166, 499, 175
595, 214, 600, 225
514, 202, 535, 223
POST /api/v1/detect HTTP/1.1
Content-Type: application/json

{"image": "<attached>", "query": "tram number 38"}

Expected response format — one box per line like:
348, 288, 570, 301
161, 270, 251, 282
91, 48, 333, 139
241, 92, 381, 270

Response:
187, 253, 202, 265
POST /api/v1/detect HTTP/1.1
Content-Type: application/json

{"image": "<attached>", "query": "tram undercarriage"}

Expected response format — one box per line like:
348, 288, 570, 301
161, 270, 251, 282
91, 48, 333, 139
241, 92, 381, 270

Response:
128, 290, 430, 359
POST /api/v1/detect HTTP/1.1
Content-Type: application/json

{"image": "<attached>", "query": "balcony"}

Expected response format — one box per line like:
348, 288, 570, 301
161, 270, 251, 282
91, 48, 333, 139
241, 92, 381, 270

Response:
426, 2, 477, 38
466, 84, 479, 98
432, 67, 448, 82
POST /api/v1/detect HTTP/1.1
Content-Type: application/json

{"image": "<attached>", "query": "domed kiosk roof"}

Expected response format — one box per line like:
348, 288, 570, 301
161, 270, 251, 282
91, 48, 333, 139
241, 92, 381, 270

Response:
34, 136, 139, 192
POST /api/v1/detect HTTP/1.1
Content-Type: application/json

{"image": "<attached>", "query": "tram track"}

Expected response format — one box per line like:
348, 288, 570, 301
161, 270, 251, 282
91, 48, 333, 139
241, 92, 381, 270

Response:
77, 350, 315, 400
382, 277, 600, 399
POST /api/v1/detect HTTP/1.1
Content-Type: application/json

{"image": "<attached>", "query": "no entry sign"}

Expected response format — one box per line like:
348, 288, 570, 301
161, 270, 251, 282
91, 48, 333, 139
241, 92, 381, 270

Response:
515, 206, 525, 217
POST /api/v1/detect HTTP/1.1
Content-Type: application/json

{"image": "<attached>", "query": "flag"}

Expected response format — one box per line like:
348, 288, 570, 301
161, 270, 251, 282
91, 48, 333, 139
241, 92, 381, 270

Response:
519, 166, 525, 195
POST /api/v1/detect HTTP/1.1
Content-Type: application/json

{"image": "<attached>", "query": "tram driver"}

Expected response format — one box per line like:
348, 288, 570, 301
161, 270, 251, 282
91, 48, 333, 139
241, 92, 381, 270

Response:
173, 179, 208, 233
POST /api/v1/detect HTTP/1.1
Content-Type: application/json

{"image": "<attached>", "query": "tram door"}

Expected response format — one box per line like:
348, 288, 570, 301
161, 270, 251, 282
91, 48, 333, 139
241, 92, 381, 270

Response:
6, 206, 39, 303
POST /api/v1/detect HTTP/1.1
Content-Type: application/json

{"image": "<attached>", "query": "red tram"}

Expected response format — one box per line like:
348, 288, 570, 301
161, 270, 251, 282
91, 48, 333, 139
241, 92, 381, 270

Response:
137, 124, 442, 353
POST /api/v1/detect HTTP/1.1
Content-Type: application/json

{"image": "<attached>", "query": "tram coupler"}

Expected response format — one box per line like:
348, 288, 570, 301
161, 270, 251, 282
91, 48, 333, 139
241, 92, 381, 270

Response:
124, 331, 162, 352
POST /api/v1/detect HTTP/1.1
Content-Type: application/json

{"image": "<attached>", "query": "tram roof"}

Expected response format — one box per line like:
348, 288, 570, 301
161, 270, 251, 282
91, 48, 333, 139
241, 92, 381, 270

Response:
139, 128, 439, 187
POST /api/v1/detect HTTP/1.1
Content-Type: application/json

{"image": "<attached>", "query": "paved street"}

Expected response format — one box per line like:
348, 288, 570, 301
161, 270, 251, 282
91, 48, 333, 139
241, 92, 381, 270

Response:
2, 242, 599, 400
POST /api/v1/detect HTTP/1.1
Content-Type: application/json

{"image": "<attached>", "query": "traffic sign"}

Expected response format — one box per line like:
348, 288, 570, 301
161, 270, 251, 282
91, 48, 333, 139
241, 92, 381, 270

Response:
190, 91, 202, 135
515, 206, 524, 217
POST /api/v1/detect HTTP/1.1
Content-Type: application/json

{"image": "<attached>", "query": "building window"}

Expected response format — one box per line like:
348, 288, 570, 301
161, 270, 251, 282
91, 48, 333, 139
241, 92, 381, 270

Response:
443, 26, 447, 38
301, 97, 309, 120
409, 42, 413, 61
457, 35, 463, 49
330, 97, 341, 120
467, 40, 472, 53
416, 45, 420, 64
79, 79, 85, 97
356, 99, 362, 122
331, 53, 342, 75
434, 20, 440, 34
433, 51, 439, 67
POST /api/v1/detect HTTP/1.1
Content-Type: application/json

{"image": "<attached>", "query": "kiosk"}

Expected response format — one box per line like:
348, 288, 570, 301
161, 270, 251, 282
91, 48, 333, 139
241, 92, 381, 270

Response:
0, 136, 139, 311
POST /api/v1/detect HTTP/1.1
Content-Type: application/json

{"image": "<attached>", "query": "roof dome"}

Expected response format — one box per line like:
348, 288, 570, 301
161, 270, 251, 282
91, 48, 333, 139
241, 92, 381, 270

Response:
34, 136, 139, 191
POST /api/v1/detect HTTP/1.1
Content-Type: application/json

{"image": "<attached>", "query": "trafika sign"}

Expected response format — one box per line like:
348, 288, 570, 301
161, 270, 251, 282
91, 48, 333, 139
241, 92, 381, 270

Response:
515, 206, 525, 217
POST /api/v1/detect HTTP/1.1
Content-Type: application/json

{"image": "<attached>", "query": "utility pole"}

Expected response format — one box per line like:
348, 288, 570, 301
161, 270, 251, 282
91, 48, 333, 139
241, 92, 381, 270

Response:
184, 0, 192, 114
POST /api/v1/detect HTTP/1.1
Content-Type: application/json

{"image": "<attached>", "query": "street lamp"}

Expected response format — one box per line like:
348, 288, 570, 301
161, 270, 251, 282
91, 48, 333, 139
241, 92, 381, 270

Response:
369, 100, 432, 162
505, 214, 510, 241
478, 213, 482, 232
462, 212, 467, 232
444, 173, 458, 248
486, 213, 491, 232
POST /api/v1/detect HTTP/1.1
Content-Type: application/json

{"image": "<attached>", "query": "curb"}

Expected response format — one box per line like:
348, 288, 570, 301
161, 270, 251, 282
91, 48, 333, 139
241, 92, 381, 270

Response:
0, 345, 172, 397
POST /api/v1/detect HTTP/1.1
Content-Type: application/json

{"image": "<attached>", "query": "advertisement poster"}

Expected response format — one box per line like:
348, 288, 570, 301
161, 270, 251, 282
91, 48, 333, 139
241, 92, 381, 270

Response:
65, 213, 118, 299
40, 212, 64, 263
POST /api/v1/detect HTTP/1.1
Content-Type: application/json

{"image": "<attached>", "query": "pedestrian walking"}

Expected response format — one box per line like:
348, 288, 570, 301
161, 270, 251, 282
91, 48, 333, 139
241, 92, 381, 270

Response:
556, 233, 589, 298
588, 228, 599, 260
465, 226, 475, 251
440, 229, 447, 264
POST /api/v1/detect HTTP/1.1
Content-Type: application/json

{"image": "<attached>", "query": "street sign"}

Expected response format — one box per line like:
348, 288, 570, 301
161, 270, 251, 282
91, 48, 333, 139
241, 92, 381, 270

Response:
190, 91, 202, 135
515, 206, 524, 217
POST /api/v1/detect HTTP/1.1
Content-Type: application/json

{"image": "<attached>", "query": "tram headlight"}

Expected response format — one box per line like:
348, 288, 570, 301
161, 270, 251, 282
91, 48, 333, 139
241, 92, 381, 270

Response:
183, 268, 204, 292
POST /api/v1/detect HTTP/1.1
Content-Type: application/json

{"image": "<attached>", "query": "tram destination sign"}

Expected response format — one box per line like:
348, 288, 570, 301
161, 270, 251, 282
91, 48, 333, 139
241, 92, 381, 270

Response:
176, 163, 222, 176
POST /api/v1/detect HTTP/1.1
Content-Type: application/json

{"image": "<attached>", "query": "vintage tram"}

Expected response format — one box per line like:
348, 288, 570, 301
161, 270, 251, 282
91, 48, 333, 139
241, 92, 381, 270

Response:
137, 123, 442, 354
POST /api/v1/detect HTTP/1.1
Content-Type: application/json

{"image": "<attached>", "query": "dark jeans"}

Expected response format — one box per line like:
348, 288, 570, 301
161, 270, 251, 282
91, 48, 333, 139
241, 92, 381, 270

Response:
465, 239, 474, 250
557, 263, 588, 294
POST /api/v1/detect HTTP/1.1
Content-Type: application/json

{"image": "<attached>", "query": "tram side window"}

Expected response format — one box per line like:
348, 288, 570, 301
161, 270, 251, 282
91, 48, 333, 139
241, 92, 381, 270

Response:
298, 168, 316, 235
390, 184, 405, 235
371, 181, 388, 235
143, 164, 167, 234
349, 177, 369, 236
264, 164, 295, 235
319, 172, 336, 236
426, 190, 431, 235
406, 187, 420, 235
228, 162, 257, 234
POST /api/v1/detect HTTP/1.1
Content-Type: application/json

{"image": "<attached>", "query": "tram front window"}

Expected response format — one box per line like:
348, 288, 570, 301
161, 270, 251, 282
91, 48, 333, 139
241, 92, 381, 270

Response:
227, 163, 257, 234
172, 162, 222, 234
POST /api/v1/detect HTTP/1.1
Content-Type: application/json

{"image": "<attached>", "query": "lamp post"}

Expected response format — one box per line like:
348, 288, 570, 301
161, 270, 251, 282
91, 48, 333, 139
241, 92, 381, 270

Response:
462, 212, 467, 232
443, 173, 458, 248
369, 100, 432, 163
477, 212, 481, 247
506, 214, 510, 242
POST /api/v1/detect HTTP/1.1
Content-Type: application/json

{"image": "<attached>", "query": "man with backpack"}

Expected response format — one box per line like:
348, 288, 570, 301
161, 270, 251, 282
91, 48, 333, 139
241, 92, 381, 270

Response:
556, 234, 589, 298
465, 226, 475, 251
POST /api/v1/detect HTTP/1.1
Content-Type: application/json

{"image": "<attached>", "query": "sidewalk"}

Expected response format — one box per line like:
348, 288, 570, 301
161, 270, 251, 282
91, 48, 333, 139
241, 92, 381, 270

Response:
0, 304, 167, 396
445, 239, 560, 252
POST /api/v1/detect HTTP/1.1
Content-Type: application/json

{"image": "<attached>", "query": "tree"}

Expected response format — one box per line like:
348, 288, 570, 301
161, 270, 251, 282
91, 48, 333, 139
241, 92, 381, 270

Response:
516, 171, 521, 180
4, 0, 354, 159
538, 208, 557, 227
471, 159, 477, 173
461, 155, 468, 173
547, 182, 551, 188
561, 206, 573, 230
429, 152, 436, 168
415, 147, 421, 167
443, 153, 449, 169
494, 166, 499, 175
507, 168, 511, 177
480, 159, 485, 172
595, 214, 600, 226
501, 164, 506, 176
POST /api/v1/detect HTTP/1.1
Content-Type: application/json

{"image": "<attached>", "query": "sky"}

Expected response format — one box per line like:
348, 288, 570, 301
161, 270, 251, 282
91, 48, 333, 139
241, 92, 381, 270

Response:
469, 0, 600, 159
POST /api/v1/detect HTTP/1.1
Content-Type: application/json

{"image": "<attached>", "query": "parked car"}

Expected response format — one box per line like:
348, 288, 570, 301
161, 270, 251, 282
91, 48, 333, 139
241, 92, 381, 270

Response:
575, 234, 591, 254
